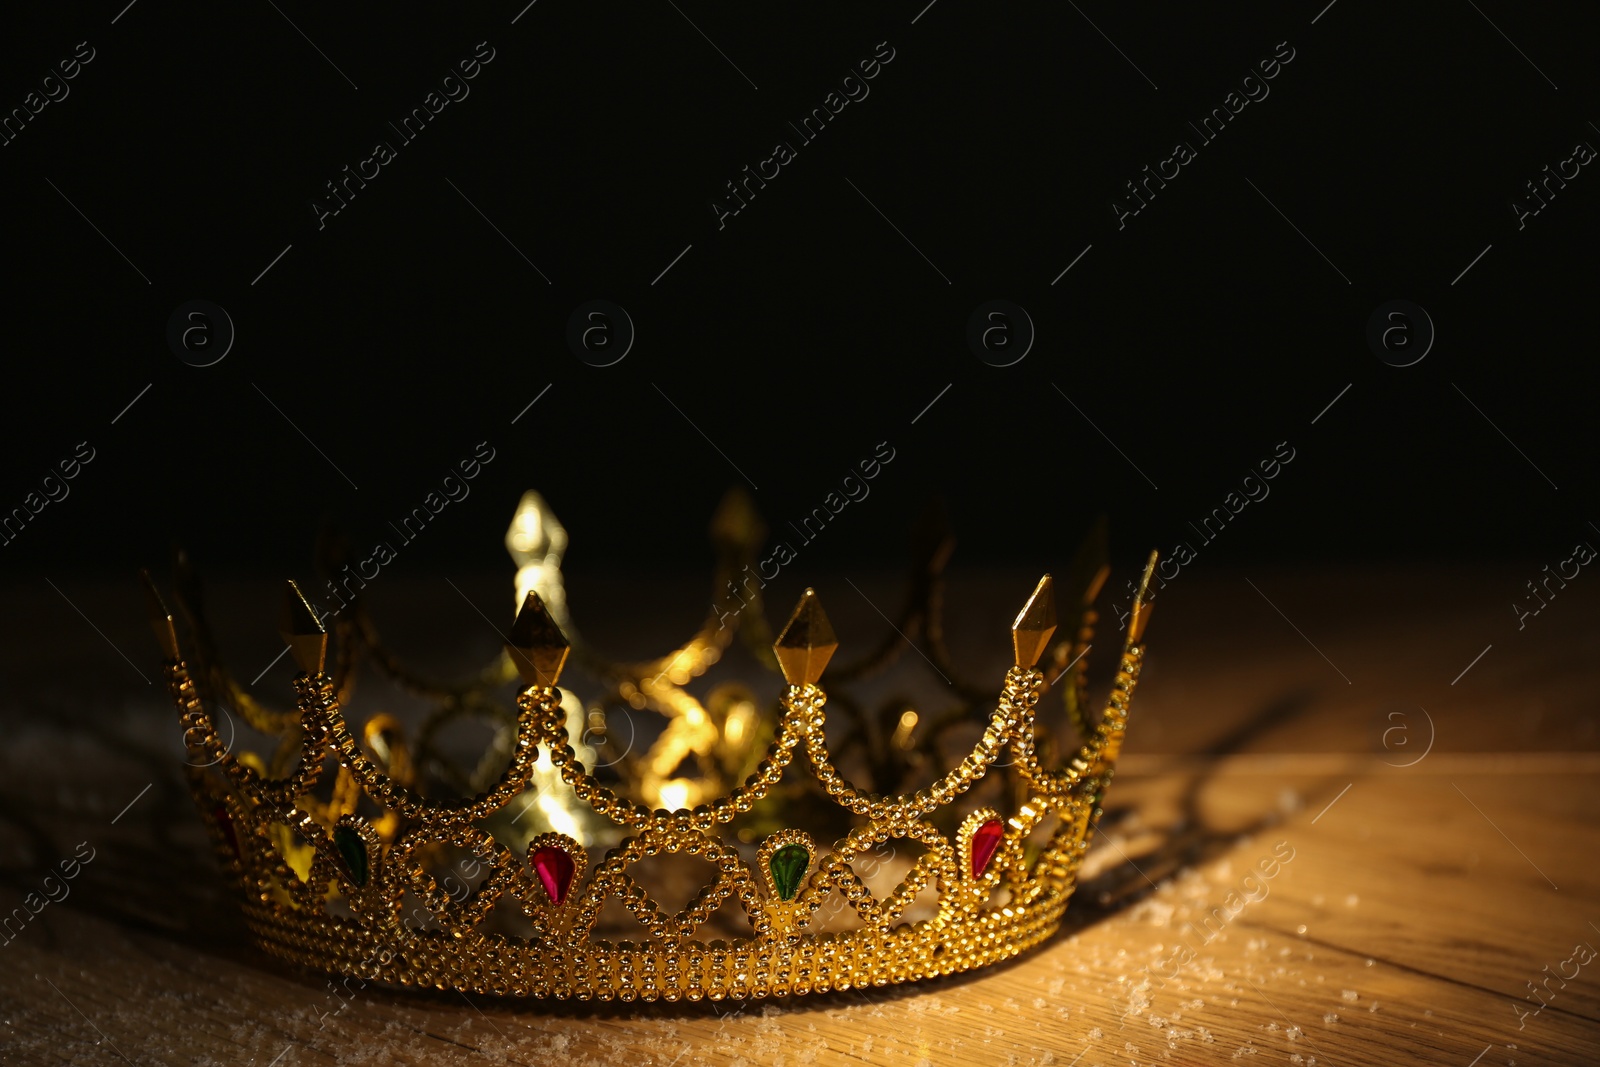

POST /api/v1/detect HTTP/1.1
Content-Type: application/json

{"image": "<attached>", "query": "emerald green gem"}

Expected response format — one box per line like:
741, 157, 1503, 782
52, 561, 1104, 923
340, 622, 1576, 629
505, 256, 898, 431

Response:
769, 843, 809, 901
333, 826, 368, 887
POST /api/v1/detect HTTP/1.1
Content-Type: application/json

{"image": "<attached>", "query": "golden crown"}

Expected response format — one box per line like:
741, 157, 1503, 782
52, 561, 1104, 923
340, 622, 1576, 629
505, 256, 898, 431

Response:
142, 492, 1157, 1002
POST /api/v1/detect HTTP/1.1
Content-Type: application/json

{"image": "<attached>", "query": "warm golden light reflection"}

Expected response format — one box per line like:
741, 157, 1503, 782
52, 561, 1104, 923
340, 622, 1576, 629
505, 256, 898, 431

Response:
724, 700, 754, 747
891, 708, 919, 750
536, 790, 584, 841
506, 490, 570, 628
502, 490, 759, 814
657, 780, 694, 812
515, 687, 605, 846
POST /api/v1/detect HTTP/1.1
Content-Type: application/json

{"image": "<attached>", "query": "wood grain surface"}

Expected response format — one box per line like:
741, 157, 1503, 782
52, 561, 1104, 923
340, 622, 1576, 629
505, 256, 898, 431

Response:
2, 565, 1597, 1066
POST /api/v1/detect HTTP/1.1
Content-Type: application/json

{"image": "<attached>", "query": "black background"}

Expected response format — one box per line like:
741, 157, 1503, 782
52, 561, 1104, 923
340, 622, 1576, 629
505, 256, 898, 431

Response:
1, 0, 1594, 585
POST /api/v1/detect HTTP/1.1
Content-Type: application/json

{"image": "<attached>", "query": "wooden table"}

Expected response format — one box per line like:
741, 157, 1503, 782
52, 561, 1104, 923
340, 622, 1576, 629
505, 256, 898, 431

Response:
3, 565, 1597, 1065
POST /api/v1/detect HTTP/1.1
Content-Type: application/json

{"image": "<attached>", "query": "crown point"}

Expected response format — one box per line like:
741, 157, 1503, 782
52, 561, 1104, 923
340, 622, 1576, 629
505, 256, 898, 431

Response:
505, 490, 568, 568
773, 588, 837, 686
1011, 574, 1058, 669
506, 590, 570, 687
139, 569, 181, 660
278, 579, 327, 675
1128, 551, 1159, 644
709, 486, 766, 550
1084, 562, 1111, 606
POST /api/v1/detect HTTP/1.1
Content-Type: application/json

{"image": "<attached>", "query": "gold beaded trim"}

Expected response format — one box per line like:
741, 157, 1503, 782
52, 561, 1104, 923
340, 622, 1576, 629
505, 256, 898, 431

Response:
147, 560, 1157, 1000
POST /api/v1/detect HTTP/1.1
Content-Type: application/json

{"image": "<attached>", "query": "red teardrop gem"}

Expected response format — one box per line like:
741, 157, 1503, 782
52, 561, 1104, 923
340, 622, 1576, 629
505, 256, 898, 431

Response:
213, 803, 241, 860
531, 844, 576, 905
971, 818, 1004, 878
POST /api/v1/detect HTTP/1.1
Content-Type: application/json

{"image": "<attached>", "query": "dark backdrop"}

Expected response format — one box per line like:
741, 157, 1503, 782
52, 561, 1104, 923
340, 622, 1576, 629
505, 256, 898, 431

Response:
1, 0, 1594, 583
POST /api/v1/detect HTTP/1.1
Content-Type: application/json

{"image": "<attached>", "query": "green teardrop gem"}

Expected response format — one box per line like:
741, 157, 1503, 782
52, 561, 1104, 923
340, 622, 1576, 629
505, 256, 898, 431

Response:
769, 843, 809, 901
333, 826, 368, 887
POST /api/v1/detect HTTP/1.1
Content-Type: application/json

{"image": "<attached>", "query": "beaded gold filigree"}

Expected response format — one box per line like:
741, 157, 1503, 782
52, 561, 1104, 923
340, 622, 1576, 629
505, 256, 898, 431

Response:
143, 544, 1157, 1001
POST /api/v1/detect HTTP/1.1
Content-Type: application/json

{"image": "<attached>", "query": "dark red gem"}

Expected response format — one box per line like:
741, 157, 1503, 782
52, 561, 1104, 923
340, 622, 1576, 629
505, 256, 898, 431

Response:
531, 844, 576, 904
971, 818, 1004, 878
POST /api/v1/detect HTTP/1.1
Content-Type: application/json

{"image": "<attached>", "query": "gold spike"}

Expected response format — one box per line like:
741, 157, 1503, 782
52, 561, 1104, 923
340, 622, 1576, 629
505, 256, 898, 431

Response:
1083, 563, 1111, 606
506, 590, 571, 687
773, 589, 838, 687
1128, 550, 1159, 644
708, 486, 767, 551
139, 569, 181, 660
504, 491, 568, 569
1011, 574, 1058, 669
279, 580, 328, 675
